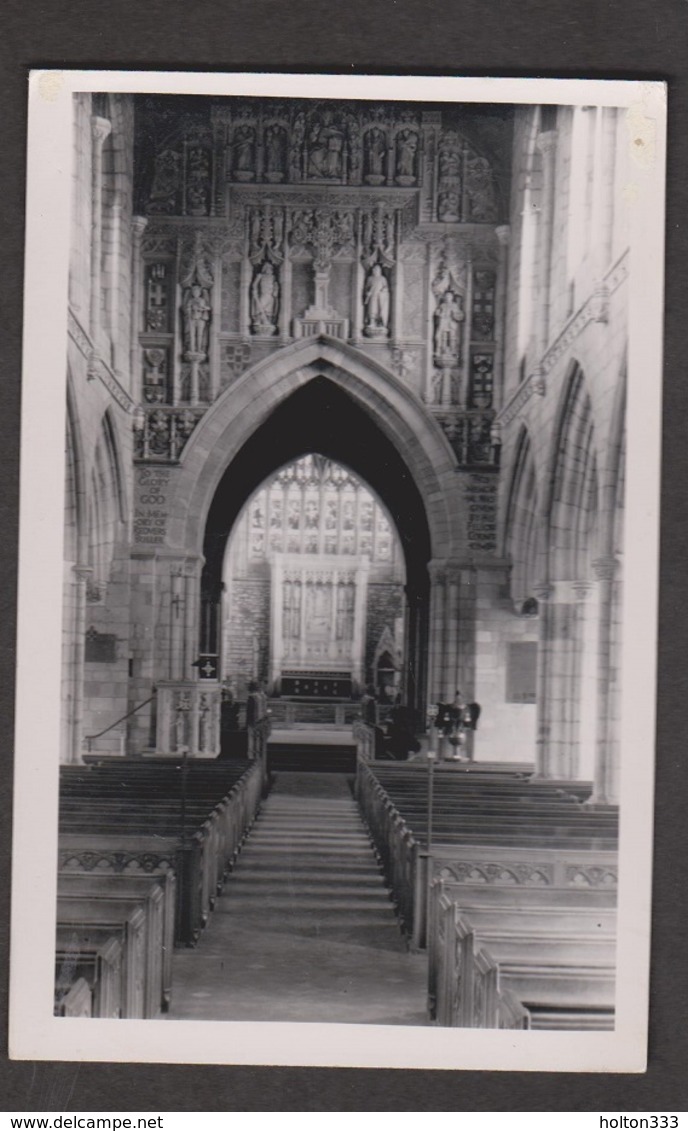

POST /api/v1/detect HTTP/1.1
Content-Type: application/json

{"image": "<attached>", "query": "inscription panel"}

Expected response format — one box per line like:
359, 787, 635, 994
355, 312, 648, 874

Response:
134, 467, 173, 546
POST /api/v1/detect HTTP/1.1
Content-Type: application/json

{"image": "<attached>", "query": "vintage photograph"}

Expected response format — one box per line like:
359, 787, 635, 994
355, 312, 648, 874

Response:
10, 72, 664, 1071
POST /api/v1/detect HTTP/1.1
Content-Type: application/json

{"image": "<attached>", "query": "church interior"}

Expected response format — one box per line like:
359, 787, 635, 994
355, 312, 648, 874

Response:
56, 90, 627, 1031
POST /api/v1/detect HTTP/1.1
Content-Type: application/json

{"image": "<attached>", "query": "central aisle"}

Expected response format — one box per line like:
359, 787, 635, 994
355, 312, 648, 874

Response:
169, 771, 428, 1025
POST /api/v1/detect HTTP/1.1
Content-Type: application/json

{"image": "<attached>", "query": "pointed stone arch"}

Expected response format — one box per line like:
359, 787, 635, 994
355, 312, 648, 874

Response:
502, 424, 543, 609
545, 360, 599, 581
163, 337, 466, 718
166, 337, 462, 562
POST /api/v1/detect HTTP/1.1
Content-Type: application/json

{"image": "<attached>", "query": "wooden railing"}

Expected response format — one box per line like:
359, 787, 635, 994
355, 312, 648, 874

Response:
355, 759, 420, 936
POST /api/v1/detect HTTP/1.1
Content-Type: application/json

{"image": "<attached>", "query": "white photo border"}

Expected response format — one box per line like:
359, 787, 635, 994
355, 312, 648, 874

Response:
10, 70, 666, 1072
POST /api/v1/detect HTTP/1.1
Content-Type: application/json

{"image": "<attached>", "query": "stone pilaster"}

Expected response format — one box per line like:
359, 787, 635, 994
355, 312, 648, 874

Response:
493, 225, 510, 410
107, 190, 124, 372
89, 116, 112, 344
129, 215, 148, 384
589, 556, 621, 805
70, 564, 93, 764
533, 577, 595, 781
535, 130, 558, 354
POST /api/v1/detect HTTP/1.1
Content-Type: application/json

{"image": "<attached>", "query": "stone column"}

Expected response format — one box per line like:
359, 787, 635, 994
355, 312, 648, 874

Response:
90, 116, 112, 344
403, 585, 426, 725
427, 561, 447, 704
535, 130, 558, 355
269, 556, 284, 686
352, 560, 370, 690
183, 559, 202, 679
592, 108, 617, 277
106, 190, 124, 371
444, 565, 461, 701
71, 564, 93, 764
208, 253, 221, 402
129, 216, 148, 386
532, 581, 555, 778
239, 249, 251, 338
534, 579, 589, 780
461, 247, 473, 405
493, 225, 510, 410
279, 255, 292, 343
169, 566, 186, 680
352, 218, 365, 344
589, 556, 621, 804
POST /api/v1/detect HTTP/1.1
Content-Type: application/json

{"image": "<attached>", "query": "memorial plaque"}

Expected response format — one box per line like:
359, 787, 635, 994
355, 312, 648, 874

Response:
85, 627, 117, 663
506, 641, 537, 703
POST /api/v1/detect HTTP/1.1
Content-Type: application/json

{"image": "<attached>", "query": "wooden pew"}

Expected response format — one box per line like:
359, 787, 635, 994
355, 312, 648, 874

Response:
58, 756, 264, 946
58, 873, 174, 1013
429, 876, 616, 1029
356, 760, 618, 948
56, 897, 149, 1018
55, 930, 122, 1018
430, 901, 531, 1029
55, 976, 92, 1018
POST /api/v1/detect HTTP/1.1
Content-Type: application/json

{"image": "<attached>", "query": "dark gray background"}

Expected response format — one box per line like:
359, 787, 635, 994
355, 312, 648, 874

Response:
1, 0, 686, 1111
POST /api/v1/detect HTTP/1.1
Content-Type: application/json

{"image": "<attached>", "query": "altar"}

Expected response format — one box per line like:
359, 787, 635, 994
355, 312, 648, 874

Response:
269, 553, 369, 694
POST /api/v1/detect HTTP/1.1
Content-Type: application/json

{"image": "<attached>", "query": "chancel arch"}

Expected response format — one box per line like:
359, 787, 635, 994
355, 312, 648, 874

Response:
156, 338, 468, 721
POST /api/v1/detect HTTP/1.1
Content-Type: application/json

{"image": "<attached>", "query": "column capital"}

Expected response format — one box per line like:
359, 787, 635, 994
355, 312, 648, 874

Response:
536, 129, 558, 156
91, 115, 112, 147
495, 224, 511, 247
132, 215, 149, 240
592, 556, 619, 582
531, 580, 554, 601
73, 563, 93, 582
428, 559, 447, 584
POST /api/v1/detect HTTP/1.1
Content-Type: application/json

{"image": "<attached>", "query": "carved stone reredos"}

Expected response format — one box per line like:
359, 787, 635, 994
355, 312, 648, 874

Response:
135, 95, 508, 223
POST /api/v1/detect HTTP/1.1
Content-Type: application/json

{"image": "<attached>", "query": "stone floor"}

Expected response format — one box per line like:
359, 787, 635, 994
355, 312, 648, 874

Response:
168, 772, 428, 1025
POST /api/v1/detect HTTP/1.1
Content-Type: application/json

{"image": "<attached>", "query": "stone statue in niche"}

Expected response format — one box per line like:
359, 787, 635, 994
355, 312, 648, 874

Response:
143, 348, 168, 404
183, 283, 212, 356
363, 263, 390, 338
439, 140, 462, 181
307, 112, 345, 179
434, 289, 464, 363
465, 154, 497, 221
250, 262, 280, 335
186, 146, 210, 216
147, 148, 181, 214
395, 129, 418, 184
264, 124, 286, 182
437, 131, 463, 222
290, 110, 307, 179
438, 189, 461, 223
232, 125, 256, 180
364, 128, 387, 184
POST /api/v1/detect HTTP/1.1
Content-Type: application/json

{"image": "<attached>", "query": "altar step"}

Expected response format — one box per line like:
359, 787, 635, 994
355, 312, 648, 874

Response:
267, 741, 357, 773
